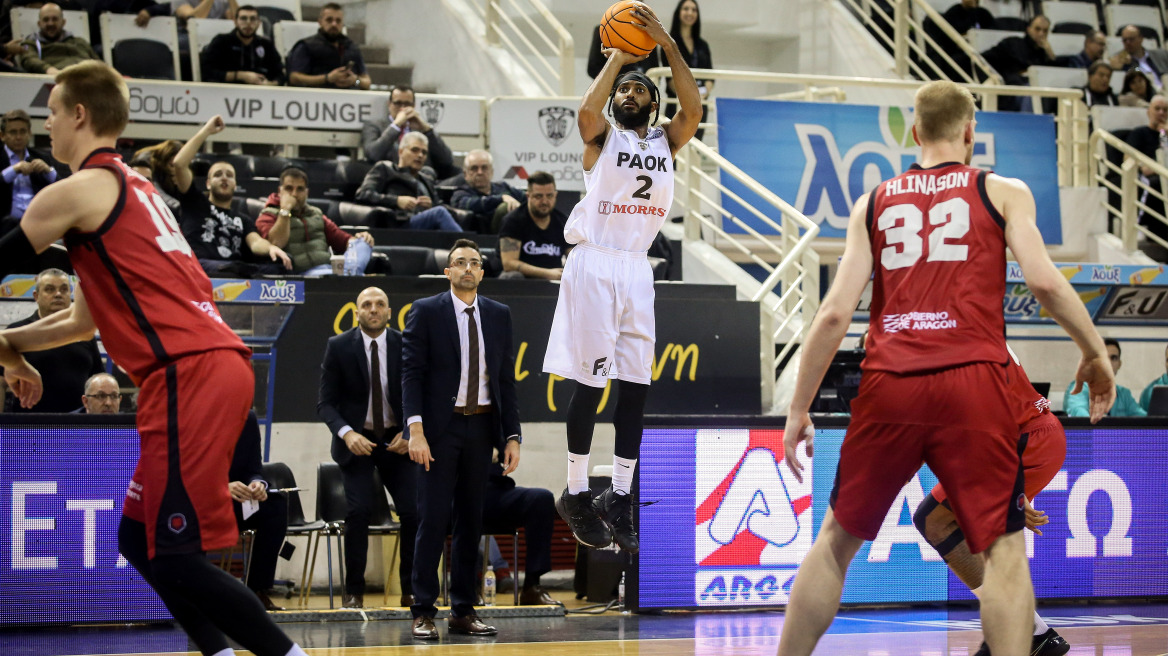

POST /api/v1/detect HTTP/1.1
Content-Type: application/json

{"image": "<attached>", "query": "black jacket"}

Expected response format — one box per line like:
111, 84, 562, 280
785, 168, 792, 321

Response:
355, 161, 442, 224
360, 119, 457, 178
317, 327, 404, 467
200, 29, 284, 84
402, 292, 520, 452
229, 410, 265, 484
1, 146, 55, 217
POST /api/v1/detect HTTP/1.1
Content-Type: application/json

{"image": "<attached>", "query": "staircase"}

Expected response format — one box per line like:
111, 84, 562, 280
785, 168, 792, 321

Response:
302, 5, 416, 90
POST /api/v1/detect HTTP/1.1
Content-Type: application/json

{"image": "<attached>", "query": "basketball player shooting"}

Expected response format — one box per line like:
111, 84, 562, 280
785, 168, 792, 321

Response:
0, 61, 306, 656
545, 2, 701, 554
776, 81, 1114, 656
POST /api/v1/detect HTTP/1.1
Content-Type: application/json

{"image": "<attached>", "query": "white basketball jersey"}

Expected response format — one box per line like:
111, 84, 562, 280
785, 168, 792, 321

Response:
564, 125, 674, 253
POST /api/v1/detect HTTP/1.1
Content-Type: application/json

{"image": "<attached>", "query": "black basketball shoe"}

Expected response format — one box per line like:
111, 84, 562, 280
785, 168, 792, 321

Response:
972, 627, 1070, 656
556, 488, 613, 549
594, 486, 639, 554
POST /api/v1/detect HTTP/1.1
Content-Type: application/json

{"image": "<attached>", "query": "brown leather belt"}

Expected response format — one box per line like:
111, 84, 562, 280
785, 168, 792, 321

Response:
453, 404, 493, 416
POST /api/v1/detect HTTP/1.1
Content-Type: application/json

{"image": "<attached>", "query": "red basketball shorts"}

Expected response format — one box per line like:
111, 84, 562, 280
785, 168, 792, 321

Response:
831, 361, 1025, 554
122, 349, 254, 558
932, 410, 1065, 504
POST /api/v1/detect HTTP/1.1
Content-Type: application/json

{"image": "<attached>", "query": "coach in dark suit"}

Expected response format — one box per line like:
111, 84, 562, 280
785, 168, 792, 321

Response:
1, 109, 57, 219
317, 286, 417, 609
228, 410, 288, 612
404, 238, 521, 640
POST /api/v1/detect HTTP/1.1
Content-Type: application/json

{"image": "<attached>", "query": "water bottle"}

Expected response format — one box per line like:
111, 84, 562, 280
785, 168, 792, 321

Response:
342, 240, 360, 276
484, 565, 496, 606
618, 571, 626, 613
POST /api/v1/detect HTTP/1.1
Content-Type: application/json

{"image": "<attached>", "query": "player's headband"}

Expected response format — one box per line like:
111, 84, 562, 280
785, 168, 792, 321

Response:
612, 72, 659, 100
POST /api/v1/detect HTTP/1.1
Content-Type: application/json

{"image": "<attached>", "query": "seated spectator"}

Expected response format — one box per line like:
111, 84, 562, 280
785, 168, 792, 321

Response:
200, 4, 283, 85
0, 268, 104, 413
451, 150, 525, 233
354, 132, 462, 231
257, 166, 375, 276
169, 116, 292, 277
15, 3, 98, 74
2, 109, 57, 220
229, 410, 289, 612
1064, 338, 1146, 416
1119, 68, 1154, 106
497, 171, 569, 280
1058, 29, 1106, 69
1083, 61, 1119, 108
1109, 25, 1168, 92
1140, 343, 1168, 411
923, 0, 995, 80
81, 372, 121, 414
1124, 95, 1168, 249
136, 0, 234, 26
361, 85, 457, 179
480, 458, 562, 607
286, 3, 370, 90
982, 15, 1055, 111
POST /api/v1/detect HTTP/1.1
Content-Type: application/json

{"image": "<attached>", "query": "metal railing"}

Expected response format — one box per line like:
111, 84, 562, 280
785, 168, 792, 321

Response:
843, 0, 1002, 85
1088, 129, 1168, 253
471, 0, 574, 96
646, 67, 1091, 186
674, 138, 821, 410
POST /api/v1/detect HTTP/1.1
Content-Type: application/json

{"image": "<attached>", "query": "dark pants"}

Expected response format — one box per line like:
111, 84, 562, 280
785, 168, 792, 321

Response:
411, 413, 493, 618
482, 482, 555, 582
232, 493, 288, 591
340, 446, 418, 596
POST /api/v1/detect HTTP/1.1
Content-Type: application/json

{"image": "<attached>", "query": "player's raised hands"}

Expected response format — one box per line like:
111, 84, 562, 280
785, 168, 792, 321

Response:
601, 46, 650, 67
628, 3, 670, 47
1071, 353, 1115, 423
783, 412, 815, 483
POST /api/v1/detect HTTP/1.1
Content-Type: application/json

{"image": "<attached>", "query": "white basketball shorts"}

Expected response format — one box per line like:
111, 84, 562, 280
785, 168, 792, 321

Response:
542, 242, 656, 388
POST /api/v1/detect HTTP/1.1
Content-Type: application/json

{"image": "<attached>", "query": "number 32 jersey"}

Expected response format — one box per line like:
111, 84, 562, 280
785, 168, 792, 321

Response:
863, 162, 1009, 374
64, 149, 250, 383
565, 125, 673, 253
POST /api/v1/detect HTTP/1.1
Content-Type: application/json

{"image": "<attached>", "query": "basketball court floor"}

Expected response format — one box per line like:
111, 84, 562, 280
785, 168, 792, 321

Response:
5, 602, 1168, 656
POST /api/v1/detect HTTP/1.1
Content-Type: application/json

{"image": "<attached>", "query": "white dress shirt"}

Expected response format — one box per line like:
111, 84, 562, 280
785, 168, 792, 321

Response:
338, 329, 396, 439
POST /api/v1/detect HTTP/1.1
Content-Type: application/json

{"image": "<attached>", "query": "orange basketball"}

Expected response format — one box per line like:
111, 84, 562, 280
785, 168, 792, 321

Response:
599, 1, 656, 57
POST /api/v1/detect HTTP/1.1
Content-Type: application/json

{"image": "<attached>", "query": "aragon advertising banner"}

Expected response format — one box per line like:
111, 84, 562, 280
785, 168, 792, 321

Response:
715, 98, 1063, 244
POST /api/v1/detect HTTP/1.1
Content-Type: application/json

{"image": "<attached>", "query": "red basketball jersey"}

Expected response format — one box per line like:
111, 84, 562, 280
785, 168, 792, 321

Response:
1007, 350, 1051, 429
64, 149, 249, 382
862, 162, 1010, 374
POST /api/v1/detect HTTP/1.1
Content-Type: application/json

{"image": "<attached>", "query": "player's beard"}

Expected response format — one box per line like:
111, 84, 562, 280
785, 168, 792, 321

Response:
613, 101, 652, 130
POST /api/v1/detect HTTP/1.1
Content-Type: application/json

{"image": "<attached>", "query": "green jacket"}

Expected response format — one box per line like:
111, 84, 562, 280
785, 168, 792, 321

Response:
1064, 381, 1147, 417
256, 196, 350, 273
17, 32, 98, 74
1139, 372, 1168, 411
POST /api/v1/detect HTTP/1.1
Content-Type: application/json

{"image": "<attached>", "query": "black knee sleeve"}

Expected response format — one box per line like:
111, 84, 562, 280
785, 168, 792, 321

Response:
912, 492, 964, 558
613, 381, 649, 460
566, 381, 604, 455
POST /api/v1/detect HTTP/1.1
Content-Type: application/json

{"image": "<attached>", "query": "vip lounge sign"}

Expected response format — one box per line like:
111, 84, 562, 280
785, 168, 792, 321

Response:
489, 97, 586, 192
716, 99, 1063, 244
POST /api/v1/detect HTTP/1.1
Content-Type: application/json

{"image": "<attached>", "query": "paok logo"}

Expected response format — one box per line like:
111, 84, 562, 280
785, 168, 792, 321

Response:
695, 429, 811, 606
419, 99, 445, 126
538, 106, 575, 147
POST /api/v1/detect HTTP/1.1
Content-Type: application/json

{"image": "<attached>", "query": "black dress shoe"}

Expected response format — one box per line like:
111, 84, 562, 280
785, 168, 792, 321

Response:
519, 585, 563, 607
412, 616, 438, 640
253, 589, 285, 611
341, 593, 363, 608
399, 594, 414, 607
448, 613, 497, 636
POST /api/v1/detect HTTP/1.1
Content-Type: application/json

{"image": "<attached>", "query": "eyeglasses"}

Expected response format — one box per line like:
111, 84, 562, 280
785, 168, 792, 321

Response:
86, 392, 122, 401
450, 259, 483, 270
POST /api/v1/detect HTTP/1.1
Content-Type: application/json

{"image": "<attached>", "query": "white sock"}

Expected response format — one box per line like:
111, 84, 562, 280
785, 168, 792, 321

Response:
567, 452, 589, 494
1033, 612, 1048, 635
285, 645, 309, 656
211, 650, 235, 656
612, 456, 636, 495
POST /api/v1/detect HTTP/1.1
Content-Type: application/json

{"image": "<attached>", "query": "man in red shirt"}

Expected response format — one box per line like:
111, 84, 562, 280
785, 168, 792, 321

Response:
777, 80, 1115, 656
0, 61, 304, 656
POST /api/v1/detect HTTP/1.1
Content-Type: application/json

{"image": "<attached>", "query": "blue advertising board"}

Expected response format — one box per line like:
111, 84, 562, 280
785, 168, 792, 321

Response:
638, 422, 1168, 609
0, 420, 170, 625
715, 99, 1063, 244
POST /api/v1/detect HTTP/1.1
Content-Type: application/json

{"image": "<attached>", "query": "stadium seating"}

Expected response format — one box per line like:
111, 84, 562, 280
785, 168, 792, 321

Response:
1042, 1, 1100, 32
101, 13, 180, 80
1106, 4, 1164, 44
188, 17, 239, 82
10, 7, 90, 42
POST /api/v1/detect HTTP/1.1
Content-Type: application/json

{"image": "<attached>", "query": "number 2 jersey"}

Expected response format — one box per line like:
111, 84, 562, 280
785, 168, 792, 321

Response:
863, 162, 1010, 374
564, 125, 673, 253
63, 149, 250, 383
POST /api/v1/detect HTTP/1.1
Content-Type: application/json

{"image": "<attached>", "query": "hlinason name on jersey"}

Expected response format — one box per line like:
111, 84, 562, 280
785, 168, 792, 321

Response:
884, 171, 971, 196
